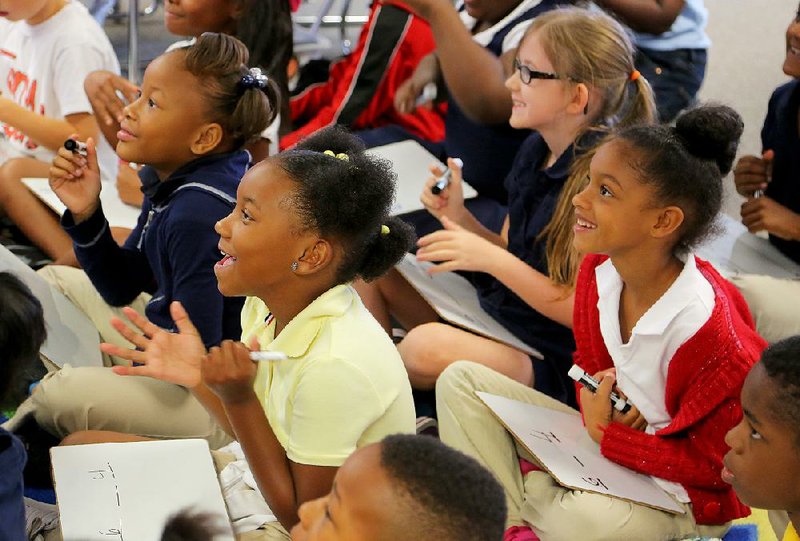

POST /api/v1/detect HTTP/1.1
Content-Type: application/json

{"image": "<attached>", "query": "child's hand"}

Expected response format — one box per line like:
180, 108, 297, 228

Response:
106, 302, 206, 388
49, 136, 102, 223
581, 370, 616, 444
733, 150, 773, 197
416, 216, 503, 274
420, 158, 467, 224
202, 339, 259, 406
395, 77, 424, 115
610, 388, 648, 432
741, 195, 800, 241
84, 70, 139, 127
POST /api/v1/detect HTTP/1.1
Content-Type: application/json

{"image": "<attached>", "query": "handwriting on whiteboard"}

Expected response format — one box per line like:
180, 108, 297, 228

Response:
87, 463, 124, 540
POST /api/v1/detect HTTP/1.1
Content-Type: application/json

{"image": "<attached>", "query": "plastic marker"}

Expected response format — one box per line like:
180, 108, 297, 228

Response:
64, 138, 88, 157
431, 157, 464, 195
249, 351, 288, 362
568, 364, 632, 414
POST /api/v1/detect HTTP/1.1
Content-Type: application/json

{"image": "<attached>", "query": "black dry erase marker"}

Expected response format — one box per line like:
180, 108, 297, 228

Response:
568, 364, 632, 414
431, 157, 464, 195
64, 139, 88, 157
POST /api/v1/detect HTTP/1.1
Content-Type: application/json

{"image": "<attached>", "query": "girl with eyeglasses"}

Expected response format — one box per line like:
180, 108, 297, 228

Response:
357, 7, 656, 405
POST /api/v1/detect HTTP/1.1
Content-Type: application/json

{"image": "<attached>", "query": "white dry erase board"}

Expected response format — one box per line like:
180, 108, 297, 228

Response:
22, 177, 140, 230
51, 439, 234, 541
365, 141, 478, 215
696, 213, 800, 280
395, 254, 542, 358
476, 391, 685, 514
0, 244, 102, 368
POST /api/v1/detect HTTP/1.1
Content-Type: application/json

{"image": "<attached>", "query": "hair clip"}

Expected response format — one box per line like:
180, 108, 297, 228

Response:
323, 150, 349, 161
629, 70, 641, 82
238, 67, 269, 94
381, 224, 390, 236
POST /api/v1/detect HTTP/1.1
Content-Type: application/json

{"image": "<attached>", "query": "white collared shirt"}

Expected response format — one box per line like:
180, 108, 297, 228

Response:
457, 0, 543, 52
595, 254, 714, 502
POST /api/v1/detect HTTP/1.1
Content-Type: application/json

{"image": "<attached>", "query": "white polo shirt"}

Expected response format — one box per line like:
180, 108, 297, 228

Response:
595, 254, 714, 502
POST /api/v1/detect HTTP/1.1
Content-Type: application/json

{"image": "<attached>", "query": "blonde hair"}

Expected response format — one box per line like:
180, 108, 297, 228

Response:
527, 8, 657, 288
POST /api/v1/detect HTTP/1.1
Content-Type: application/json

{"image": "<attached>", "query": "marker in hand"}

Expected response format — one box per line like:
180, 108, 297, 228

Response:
431, 158, 464, 195
249, 351, 288, 362
568, 364, 632, 414
415, 82, 437, 107
64, 138, 88, 157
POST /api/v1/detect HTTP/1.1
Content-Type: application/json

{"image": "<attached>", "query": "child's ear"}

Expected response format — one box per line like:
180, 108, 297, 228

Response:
566, 82, 591, 117
651, 206, 685, 239
294, 239, 334, 275
190, 123, 224, 156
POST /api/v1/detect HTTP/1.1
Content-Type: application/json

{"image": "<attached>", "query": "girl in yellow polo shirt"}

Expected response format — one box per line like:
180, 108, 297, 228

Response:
94, 126, 417, 538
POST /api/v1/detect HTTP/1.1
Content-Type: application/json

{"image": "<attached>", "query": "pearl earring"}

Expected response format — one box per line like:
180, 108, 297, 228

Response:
290, 261, 299, 272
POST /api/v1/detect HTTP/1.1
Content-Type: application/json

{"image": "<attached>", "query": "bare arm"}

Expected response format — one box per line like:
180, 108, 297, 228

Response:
205, 342, 337, 530
0, 99, 99, 152
405, 1, 514, 124
595, 0, 685, 35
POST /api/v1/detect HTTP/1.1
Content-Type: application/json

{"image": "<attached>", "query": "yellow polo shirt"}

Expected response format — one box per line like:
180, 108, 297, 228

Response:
241, 284, 416, 467
785, 522, 799, 541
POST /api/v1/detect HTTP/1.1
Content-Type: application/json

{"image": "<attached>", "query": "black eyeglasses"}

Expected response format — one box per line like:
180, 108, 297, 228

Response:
513, 58, 564, 85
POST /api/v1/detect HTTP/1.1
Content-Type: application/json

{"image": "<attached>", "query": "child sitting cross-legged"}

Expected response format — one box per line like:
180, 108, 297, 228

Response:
62, 127, 417, 539
437, 104, 767, 540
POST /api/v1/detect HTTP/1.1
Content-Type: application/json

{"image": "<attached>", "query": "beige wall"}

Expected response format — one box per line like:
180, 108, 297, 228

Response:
701, 0, 796, 216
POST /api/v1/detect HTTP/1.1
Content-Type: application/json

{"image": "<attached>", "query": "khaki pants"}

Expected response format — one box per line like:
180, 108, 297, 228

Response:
436, 361, 730, 541
212, 451, 291, 540
33, 265, 231, 449
38, 265, 152, 367
729, 273, 800, 344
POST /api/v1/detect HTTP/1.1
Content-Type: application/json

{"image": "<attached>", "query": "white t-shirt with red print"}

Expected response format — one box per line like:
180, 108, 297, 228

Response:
0, 0, 120, 180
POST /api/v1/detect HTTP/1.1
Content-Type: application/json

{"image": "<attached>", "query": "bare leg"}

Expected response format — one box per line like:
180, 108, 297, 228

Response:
354, 268, 438, 334
60, 430, 155, 446
399, 322, 533, 390
0, 158, 73, 260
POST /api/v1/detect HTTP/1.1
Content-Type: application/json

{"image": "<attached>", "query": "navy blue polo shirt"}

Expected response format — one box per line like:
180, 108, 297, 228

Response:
0, 428, 25, 541
761, 79, 800, 264
473, 131, 579, 405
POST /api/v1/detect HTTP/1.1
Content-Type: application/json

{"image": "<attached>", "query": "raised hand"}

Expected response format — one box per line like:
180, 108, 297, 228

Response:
107, 301, 207, 388
202, 339, 259, 406
84, 70, 139, 127
49, 136, 102, 223
419, 157, 467, 224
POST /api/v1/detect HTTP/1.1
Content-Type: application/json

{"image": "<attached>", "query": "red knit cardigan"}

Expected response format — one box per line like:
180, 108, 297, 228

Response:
572, 254, 767, 525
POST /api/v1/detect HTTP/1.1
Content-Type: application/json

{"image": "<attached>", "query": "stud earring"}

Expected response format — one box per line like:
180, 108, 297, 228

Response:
290, 261, 299, 272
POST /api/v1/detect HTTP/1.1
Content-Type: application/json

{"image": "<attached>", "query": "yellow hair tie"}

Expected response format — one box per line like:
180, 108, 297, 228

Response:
323, 150, 349, 161
381, 224, 390, 236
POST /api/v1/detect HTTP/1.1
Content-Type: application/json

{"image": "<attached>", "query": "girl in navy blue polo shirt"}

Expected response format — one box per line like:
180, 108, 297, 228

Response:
358, 8, 657, 405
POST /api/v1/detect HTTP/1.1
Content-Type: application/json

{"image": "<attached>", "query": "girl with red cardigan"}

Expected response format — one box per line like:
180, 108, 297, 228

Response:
436, 104, 767, 540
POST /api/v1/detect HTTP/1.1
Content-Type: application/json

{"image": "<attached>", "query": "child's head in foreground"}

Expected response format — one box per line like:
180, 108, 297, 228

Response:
0, 271, 46, 412
723, 335, 800, 515
572, 103, 744, 258
290, 434, 507, 541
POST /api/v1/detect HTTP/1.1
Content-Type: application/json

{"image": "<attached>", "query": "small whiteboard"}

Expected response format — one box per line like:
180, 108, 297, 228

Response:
396, 254, 541, 358
22, 177, 141, 230
476, 392, 685, 514
366, 141, 478, 215
0, 245, 102, 368
51, 439, 234, 541
696, 213, 800, 280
